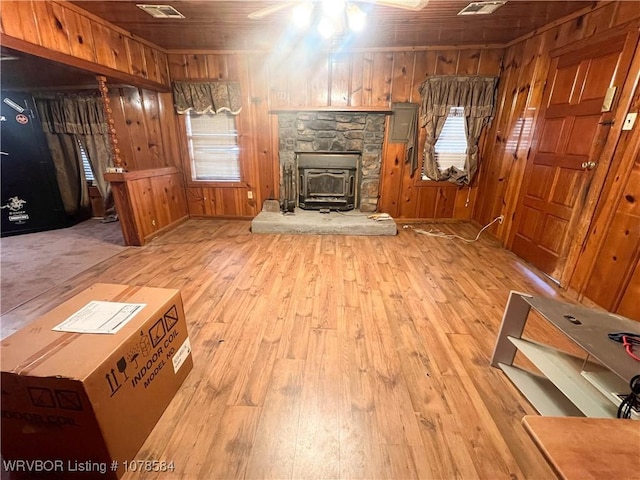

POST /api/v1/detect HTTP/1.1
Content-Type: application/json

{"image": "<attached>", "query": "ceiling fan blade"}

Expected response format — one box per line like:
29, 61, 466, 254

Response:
362, 0, 429, 11
248, 2, 297, 19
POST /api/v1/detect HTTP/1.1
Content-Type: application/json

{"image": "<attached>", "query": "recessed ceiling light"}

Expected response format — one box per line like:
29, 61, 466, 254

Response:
458, 1, 506, 15
136, 4, 185, 19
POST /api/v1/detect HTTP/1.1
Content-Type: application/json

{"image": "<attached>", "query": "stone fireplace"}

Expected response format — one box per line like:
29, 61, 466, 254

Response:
277, 111, 386, 212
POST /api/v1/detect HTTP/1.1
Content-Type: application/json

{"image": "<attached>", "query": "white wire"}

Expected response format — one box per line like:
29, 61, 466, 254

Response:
403, 216, 503, 243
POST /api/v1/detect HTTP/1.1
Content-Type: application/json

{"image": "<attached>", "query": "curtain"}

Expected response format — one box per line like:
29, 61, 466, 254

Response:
406, 111, 419, 177
35, 94, 114, 219
41, 131, 88, 215
419, 75, 498, 185
172, 81, 242, 115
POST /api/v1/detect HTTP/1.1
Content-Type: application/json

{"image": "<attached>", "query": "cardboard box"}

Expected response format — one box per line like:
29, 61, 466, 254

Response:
1, 284, 193, 479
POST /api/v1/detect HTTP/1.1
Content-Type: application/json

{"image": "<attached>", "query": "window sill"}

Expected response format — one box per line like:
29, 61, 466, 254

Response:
415, 178, 465, 187
186, 180, 248, 189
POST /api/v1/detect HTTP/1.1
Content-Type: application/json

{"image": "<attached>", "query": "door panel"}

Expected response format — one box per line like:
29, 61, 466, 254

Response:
519, 207, 541, 239
566, 116, 599, 155
539, 215, 567, 253
538, 118, 565, 151
527, 165, 553, 199
581, 52, 620, 101
548, 64, 581, 105
551, 171, 580, 207
511, 34, 635, 280
523, 195, 571, 218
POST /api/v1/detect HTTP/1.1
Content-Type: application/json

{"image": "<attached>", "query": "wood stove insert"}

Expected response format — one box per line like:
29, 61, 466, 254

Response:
296, 152, 360, 211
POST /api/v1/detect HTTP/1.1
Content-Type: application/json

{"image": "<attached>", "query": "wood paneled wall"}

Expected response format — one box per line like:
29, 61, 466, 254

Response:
169, 53, 277, 218
109, 88, 182, 171
169, 48, 503, 219
105, 167, 189, 246
0, 1, 170, 90
472, 2, 640, 320
100, 89, 187, 246
375, 49, 502, 219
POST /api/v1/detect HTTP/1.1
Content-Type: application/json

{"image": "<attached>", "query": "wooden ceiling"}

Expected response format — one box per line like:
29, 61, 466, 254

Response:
69, 0, 595, 51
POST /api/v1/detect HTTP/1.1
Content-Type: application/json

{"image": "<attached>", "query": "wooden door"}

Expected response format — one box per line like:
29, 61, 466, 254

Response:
510, 33, 637, 281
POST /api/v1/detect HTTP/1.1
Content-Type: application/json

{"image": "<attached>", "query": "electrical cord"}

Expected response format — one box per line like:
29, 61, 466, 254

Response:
608, 332, 640, 362
403, 215, 503, 243
617, 375, 640, 419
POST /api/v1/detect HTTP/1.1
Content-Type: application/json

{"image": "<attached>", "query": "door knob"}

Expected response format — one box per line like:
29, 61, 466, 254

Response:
581, 161, 597, 170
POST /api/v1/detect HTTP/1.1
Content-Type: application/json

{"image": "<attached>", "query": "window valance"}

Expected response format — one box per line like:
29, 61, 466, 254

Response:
419, 76, 498, 127
172, 81, 242, 115
35, 93, 108, 135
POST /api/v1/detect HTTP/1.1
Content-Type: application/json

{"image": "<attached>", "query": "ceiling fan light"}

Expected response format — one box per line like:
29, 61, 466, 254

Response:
321, 0, 346, 17
346, 3, 366, 32
291, 2, 313, 28
317, 15, 337, 38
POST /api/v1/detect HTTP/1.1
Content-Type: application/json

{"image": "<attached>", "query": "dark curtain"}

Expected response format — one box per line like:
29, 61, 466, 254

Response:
419, 75, 498, 185
35, 94, 115, 220
401, 104, 420, 178
172, 81, 242, 115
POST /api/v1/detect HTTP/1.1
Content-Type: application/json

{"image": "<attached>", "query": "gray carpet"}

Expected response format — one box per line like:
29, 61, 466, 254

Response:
1, 219, 127, 316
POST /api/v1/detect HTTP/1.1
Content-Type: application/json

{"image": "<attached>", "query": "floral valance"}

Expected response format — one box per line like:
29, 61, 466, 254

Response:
419, 75, 498, 127
172, 81, 242, 115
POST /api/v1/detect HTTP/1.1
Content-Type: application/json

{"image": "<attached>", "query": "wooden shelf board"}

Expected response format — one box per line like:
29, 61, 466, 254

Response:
580, 369, 640, 420
499, 363, 584, 417
508, 336, 618, 418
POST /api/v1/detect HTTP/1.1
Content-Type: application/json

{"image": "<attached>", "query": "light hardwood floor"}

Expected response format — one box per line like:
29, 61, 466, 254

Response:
5, 219, 581, 479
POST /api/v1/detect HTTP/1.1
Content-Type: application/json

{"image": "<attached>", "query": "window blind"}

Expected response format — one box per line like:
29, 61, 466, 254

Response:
78, 139, 95, 183
186, 113, 241, 182
434, 107, 467, 171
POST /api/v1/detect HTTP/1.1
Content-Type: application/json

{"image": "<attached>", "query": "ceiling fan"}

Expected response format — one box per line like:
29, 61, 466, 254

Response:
248, 0, 430, 20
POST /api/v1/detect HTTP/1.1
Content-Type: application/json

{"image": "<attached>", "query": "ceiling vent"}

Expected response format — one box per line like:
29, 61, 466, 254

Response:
458, 1, 506, 15
136, 4, 185, 19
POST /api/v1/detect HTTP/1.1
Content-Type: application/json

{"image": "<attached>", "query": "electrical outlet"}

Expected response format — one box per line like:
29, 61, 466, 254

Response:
247, 191, 253, 200
622, 112, 637, 131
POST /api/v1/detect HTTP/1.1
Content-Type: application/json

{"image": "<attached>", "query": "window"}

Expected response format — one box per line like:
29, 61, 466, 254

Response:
186, 112, 241, 182
422, 107, 467, 180
78, 139, 94, 183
